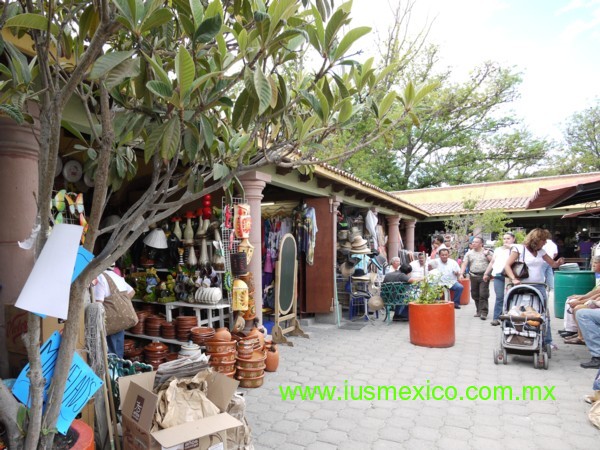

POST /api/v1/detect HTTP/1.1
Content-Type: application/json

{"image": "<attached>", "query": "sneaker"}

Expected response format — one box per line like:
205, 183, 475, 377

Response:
581, 357, 600, 369
491, 320, 500, 326
474, 312, 480, 318
558, 330, 578, 338
480, 315, 487, 321
454, 305, 461, 309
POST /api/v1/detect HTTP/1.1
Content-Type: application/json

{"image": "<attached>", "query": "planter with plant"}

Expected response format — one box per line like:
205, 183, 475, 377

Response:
408, 277, 455, 348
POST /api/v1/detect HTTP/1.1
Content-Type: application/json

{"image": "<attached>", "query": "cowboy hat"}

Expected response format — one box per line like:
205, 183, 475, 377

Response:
351, 246, 371, 254
339, 258, 359, 278
351, 236, 368, 248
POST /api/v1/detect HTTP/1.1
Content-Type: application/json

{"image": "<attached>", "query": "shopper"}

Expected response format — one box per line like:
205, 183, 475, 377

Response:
484, 232, 516, 326
460, 236, 493, 320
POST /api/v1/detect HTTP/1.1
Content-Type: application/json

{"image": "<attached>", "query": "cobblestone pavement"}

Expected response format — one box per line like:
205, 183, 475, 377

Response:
242, 292, 600, 449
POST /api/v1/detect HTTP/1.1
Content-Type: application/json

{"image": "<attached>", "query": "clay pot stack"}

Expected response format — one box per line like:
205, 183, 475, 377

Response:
144, 317, 164, 337
175, 315, 198, 342
161, 322, 176, 339
124, 339, 144, 362
236, 349, 266, 388
190, 327, 215, 345
205, 328, 236, 377
130, 311, 150, 335
144, 341, 169, 370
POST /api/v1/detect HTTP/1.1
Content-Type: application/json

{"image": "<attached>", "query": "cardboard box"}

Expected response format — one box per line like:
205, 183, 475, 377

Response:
119, 371, 242, 450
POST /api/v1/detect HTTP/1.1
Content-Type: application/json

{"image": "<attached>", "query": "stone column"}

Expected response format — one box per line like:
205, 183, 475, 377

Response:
404, 219, 416, 252
0, 110, 40, 377
239, 171, 271, 325
386, 215, 401, 259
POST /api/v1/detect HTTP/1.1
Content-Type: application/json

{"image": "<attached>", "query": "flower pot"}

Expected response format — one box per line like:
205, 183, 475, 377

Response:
459, 278, 471, 305
408, 302, 455, 348
69, 419, 95, 450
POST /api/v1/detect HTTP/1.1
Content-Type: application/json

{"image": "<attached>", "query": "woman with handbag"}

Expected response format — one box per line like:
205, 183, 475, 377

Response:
93, 264, 137, 358
504, 228, 565, 348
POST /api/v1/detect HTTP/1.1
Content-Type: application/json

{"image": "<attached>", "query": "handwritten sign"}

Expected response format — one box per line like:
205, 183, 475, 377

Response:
12, 331, 103, 434
72, 246, 94, 282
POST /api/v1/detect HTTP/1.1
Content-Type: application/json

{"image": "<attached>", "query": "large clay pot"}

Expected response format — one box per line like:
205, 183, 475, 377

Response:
69, 419, 95, 450
408, 302, 455, 348
265, 344, 279, 372
450, 278, 471, 305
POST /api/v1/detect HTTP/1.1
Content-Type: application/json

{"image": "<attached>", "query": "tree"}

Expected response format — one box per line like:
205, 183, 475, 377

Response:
555, 102, 600, 173
0, 0, 434, 448
332, 2, 551, 190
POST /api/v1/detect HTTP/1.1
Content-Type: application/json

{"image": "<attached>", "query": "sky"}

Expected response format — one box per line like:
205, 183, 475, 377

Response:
348, 0, 600, 141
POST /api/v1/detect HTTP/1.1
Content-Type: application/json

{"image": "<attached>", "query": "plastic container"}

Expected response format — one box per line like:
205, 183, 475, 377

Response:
554, 270, 596, 319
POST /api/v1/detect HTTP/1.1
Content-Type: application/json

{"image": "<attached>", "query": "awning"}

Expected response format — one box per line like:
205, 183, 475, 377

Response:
562, 206, 600, 219
526, 176, 600, 209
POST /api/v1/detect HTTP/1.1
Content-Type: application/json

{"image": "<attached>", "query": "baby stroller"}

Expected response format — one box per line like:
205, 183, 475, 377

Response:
493, 283, 550, 369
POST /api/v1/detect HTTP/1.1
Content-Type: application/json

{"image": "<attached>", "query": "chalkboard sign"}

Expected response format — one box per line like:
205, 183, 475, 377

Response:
277, 233, 296, 314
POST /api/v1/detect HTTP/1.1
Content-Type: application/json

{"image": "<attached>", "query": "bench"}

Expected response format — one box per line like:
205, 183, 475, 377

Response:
380, 282, 415, 323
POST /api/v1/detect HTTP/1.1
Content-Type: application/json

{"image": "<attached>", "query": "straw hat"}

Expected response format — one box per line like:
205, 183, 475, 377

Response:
339, 257, 359, 278
352, 268, 370, 281
368, 295, 384, 312
351, 235, 368, 248
338, 230, 350, 241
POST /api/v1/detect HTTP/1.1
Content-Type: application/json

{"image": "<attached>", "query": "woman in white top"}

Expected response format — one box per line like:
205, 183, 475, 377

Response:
504, 228, 564, 347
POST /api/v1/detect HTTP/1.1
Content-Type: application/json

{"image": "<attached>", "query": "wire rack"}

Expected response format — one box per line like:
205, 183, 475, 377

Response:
221, 196, 245, 302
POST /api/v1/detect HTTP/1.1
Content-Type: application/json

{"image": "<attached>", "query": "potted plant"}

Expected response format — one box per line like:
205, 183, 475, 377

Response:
408, 276, 455, 348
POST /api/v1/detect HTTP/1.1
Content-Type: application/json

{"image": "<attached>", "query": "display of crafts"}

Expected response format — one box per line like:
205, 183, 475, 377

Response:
51, 189, 89, 243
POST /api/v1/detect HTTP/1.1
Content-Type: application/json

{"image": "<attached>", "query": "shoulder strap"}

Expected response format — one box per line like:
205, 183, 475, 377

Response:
103, 272, 118, 294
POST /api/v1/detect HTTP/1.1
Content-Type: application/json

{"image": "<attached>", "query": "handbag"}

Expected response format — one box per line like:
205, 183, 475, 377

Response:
102, 273, 138, 335
501, 246, 529, 279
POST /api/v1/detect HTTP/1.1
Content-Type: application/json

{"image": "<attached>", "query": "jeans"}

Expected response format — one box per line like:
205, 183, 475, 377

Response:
470, 275, 490, 316
578, 308, 600, 358
107, 330, 124, 358
492, 275, 506, 320
543, 263, 554, 290
528, 284, 552, 345
449, 281, 464, 306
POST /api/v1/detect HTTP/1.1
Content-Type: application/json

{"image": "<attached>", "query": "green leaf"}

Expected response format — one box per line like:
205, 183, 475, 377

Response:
144, 124, 163, 163
377, 91, 397, 119
0, 104, 24, 124
187, 168, 204, 193
161, 116, 181, 160
175, 46, 195, 100
89, 51, 135, 80
324, 8, 346, 51
213, 163, 230, 180
4, 13, 59, 36
310, 4, 325, 52
141, 9, 173, 33
332, 26, 371, 61
194, 15, 222, 44
314, 86, 329, 123
332, 73, 350, 98
142, 52, 171, 85
232, 89, 249, 129
200, 115, 214, 148
254, 66, 272, 115
189, 0, 204, 28
146, 80, 173, 99
338, 98, 353, 123
60, 119, 86, 142
105, 58, 140, 89
243, 67, 257, 99
115, 154, 126, 178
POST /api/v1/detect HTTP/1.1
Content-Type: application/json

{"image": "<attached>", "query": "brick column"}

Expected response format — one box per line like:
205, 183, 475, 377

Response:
404, 219, 416, 252
239, 171, 271, 324
386, 215, 401, 259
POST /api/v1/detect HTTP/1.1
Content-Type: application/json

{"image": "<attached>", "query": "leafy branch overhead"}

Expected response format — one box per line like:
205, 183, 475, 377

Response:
0, 1, 435, 447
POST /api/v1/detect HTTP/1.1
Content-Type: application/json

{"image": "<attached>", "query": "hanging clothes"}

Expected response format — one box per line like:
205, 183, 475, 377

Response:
292, 204, 318, 265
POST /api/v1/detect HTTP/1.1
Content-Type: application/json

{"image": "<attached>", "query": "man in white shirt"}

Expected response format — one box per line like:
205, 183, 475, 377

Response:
409, 253, 426, 281
93, 267, 135, 358
542, 238, 558, 290
429, 249, 463, 309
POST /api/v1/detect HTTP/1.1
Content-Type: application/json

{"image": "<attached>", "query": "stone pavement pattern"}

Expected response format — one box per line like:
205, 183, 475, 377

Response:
242, 293, 599, 449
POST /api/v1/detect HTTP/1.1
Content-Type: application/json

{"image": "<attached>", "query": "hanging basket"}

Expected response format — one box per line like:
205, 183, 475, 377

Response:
231, 252, 248, 276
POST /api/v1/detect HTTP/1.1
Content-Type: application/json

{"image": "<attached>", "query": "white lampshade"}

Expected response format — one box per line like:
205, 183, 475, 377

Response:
144, 228, 168, 249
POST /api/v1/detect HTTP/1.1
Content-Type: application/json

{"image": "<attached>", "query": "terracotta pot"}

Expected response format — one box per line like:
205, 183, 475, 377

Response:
205, 340, 236, 354
265, 345, 279, 372
408, 302, 455, 348
238, 374, 265, 388
236, 364, 265, 379
236, 351, 267, 368
213, 327, 232, 342
210, 362, 236, 373
69, 419, 95, 450
459, 278, 471, 305
209, 351, 236, 364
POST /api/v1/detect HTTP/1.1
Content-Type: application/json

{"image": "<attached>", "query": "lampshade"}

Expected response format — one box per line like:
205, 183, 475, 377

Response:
143, 228, 168, 249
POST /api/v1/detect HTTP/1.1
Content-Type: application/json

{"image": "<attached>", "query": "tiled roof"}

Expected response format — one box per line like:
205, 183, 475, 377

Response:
415, 197, 532, 215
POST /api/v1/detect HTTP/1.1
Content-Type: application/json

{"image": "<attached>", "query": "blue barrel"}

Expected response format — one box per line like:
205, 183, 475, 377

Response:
554, 271, 596, 318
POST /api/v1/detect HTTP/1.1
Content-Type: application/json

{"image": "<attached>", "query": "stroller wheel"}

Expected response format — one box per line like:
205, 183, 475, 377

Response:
533, 353, 540, 369
543, 352, 549, 370
502, 349, 508, 365
493, 349, 499, 365
545, 343, 552, 359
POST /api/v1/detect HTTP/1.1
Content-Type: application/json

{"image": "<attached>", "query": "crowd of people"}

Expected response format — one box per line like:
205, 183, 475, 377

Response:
386, 228, 600, 408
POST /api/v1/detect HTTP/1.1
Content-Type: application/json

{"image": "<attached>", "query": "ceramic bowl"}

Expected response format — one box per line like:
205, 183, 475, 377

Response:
209, 351, 236, 364
205, 340, 236, 354
238, 374, 265, 388
210, 362, 236, 373
236, 351, 266, 368
235, 364, 265, 379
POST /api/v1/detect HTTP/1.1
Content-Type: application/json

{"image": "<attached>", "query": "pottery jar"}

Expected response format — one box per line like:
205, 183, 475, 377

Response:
265, 344, 280, 372
178, 341, 201, 358
213, 327, 232, 342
